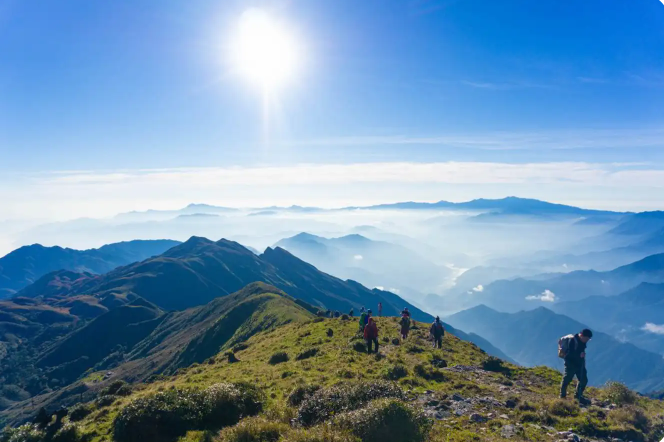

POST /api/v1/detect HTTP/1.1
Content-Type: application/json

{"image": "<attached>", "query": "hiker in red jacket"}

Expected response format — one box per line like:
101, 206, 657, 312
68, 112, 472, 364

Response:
364, 317, 379, 354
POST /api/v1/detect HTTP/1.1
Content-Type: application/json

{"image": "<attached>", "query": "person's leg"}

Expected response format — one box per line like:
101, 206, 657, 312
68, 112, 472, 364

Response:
366, 339, 372, 354
374, 338, 379, 353
437, 337, 443, 348
576, 366, 588, 398
560, 362, 576, 398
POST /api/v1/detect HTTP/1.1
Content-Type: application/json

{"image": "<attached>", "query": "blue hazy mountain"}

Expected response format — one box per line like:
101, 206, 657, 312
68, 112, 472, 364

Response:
446, 305, 664, 393
0, 239, 181, 298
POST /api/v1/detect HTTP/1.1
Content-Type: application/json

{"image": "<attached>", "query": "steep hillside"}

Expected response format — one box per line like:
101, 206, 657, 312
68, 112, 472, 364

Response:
446, 305, 664, 393
54, 236, 434, 321
0, 240, 180, 298
4, 314, 663, 442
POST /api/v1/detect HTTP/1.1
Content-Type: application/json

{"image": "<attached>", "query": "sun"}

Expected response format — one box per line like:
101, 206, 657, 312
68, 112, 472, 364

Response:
231, 9, 301, 91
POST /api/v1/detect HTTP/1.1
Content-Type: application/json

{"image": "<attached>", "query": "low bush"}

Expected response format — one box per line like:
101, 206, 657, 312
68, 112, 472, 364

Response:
233, 343, 249, 353
517, 402, 536, 412
113, 382, 264, 442
481, 357, 509, 373
391, 339, 400, 346
413, 364, 446, 382
406, 345, 424, 354
296, 348, 319, 361
547, 399, 580, 417
100, 380, 131, 397
288, 385, 321, 407
340, 315, 350, 321
604, 381, 637, 406
68, 403, 93, 422
519, 412, 539, 423
334, 399, 432, 442
326, 329, 334, 337
383, 364, 408, 381
608, 405, 650, 433
94, 395, 116, 408
268, 352, 289, 365
296, 381, 405, 427
218, 417, 287, 442
0, 424, 44, 442
51, 423, 83, 442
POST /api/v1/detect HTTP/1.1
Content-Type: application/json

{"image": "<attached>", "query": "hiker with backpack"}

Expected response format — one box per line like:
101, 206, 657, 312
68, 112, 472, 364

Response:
558, 329, 593, 404
399, 312, 411, 340
364, 317, 379, 354
430, 316, 445, 349
359, 309, 368, 332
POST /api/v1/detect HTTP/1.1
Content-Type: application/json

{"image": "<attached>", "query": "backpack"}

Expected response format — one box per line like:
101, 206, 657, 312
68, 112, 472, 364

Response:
431, 322, 444, 336
400, 316, 410, 328
558, 334, 576, 359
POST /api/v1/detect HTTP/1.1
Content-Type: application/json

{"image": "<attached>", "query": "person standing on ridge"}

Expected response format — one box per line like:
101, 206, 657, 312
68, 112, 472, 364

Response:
399, 311, 411, 340
364, 317, 379, 354
378, 302, 383, 317
430, 316, 445, 349
359, 309, 368, 332
559, 329, 593, 404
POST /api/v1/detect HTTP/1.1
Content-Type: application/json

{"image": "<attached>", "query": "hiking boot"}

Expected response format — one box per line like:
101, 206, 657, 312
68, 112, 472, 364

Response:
576, 396, 591, 405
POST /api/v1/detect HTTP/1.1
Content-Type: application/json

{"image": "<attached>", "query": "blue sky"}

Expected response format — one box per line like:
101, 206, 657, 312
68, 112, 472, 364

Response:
1, 0, 664, 217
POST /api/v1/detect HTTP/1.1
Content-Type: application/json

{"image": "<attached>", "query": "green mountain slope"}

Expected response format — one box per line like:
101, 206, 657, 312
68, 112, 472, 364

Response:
5, 312, 663, 442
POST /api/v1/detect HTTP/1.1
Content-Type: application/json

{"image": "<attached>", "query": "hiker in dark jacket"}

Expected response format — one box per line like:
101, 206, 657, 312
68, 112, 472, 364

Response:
399, 312, 411, 340
364, 317, 379, 354
560, 329, 592, 403
430, 316, 445, 349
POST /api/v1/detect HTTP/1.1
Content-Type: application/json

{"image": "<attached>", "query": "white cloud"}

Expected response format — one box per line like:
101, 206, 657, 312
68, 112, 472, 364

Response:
472, 284, 484, 292
642, 323, 664, 335
353, 254, 363, 260
526, 289, 556, 302
389, 288, 401, 294
374, 286, 385, 291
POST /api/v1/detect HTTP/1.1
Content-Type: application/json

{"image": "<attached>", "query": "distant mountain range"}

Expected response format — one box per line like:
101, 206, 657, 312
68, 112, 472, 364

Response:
452, 252, 664, 312
0, 240, 181, 298
446, 305, 664, 393
274, 232, 451, 304
552, 282, 664, 355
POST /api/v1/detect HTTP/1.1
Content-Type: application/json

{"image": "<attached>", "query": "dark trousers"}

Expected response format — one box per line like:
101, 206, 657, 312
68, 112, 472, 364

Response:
560, 361, 588, 398
433, 336, 443, 349
366, 338, 379, 354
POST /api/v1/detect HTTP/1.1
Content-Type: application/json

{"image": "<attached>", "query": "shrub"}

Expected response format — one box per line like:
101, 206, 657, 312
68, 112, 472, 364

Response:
547, 399, 580, 417
340, 315, 350, 321
0, 424, 44, 442
113, 383, 263, 442
391, 339, 400, 346
288, 385, 321, 407
69, 403, 93, 422
327, 329, 334, 337
296, 348, 319, 361
51, 423, 83, 442
413, 364, 445, 382
481, 357, 509, 373
604, 381, 637, 406
100, 380, 131, 397
296, 381, 405, 426
405, 345, 423, 354
608, 405, 650, 433
352, 342, 366, 353
518, 402, 536, 412
218, 417, 287, 442
268, 352, 289, 365
383, 364, 408, 381
94, 395, 116, 408
233, 343, 249, 353
519, 412, 539, 423
334, 399, 432, 442
1, 385, 30, 402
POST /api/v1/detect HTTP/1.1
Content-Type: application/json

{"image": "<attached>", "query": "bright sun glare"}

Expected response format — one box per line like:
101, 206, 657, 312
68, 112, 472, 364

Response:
232, 9, 300, 91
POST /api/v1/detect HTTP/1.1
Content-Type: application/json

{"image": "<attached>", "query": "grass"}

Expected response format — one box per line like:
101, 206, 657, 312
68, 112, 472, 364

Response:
18, 317, 664, 442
